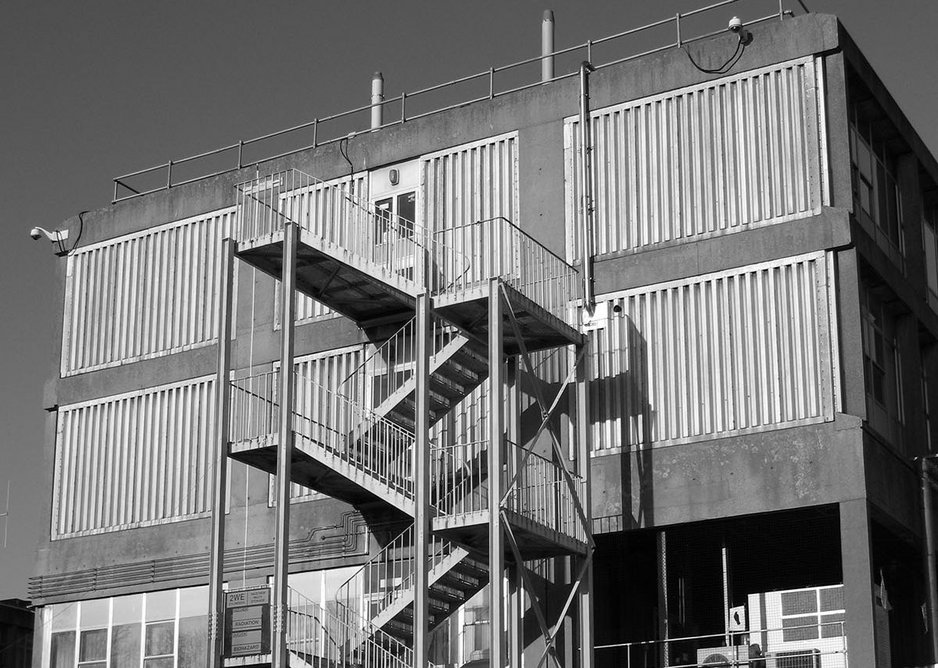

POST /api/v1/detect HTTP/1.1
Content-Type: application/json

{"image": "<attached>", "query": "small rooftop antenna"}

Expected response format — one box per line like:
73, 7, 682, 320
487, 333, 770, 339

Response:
0, 481, 10, 549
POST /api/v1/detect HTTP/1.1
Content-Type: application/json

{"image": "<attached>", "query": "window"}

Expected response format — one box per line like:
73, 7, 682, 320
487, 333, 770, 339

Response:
923, 204, 938, 309
374, 192, 416, 240
78, 629, 108, 668
45, 587, 207, 668
925, 359, 935, 454
861, 286, 905, 445
143, 622, 174, 668
779, 586, 845, 643
849, 109, 904, 267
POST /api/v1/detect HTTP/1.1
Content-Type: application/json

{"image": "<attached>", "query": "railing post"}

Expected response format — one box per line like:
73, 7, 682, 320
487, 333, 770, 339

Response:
489, 67, 495, 99
488, 277, 506, 668
237, 141, 243, 169
577, 338, 594, 668
207, 238, 234, 668
414, 292, 431, 668
401, 92, 407, 123
676, 13, 682, 47
272, 222, 297, 668
166, 160, 173, 189
112, 180, 119, 203
312, 118, 318, 148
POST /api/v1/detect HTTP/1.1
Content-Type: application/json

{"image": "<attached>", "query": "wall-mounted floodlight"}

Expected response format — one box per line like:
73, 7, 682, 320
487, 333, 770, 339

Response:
29, 226, 70, 255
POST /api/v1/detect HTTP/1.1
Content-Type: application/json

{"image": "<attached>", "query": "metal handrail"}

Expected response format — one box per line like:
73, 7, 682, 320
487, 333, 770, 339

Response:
338, 312, 466, 412
112, 0, 807, 202
594, 620, 848, 668
448, 216, 572, 270
333, 524, 458, 636
286, 585, 413, 668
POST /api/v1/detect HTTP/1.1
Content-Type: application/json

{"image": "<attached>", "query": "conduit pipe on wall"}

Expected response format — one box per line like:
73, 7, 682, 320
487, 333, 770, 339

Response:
579, 60, 596, 313
371, 71, 384, 129
542, 10, 555, 82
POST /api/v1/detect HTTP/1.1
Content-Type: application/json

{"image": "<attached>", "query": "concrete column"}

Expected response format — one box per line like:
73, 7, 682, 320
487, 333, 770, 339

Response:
822, 51, 853, 211
489, 278, 506, 668
207, 238, 235, 667
414, 292, 431, 668
272, 223, 297, 668
840, 499, 878, 668
835, 248, 868, 420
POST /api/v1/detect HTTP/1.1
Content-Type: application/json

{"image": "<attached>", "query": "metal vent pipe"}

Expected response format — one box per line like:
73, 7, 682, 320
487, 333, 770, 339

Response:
542, 10, 555, 82
371, 71, 384, 129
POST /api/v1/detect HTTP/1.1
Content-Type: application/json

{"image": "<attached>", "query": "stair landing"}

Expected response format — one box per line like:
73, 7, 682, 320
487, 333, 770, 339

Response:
236, 231, 418, 327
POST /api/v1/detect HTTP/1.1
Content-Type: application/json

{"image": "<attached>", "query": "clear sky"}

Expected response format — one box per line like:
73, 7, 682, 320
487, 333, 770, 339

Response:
2, 0, 937, 601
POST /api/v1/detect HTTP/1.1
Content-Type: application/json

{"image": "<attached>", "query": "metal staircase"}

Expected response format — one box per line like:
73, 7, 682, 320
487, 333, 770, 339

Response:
218, 168, 590, 667
283, 585, 413, 668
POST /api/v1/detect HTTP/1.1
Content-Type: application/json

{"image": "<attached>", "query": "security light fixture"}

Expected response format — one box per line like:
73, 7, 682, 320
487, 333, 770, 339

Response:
30, 226, 70, 255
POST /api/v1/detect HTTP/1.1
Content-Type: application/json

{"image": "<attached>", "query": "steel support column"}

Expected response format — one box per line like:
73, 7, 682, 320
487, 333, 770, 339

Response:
414, 292, 431, 668
272, 223, 297, 668
575, 342, 594, 668
507, 358, 523, 668
207, 238, 234, 668
489, 278, 506, 668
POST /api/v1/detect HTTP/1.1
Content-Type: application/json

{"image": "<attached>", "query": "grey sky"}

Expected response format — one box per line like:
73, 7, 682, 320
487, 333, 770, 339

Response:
2, 0, 936, 601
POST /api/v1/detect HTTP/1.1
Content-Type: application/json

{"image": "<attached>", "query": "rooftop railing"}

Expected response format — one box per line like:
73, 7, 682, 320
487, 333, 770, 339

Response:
112, 0, 809, 202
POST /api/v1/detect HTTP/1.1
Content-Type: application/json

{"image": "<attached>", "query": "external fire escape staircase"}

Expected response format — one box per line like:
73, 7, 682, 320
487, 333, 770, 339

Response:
210, 168, 592, 668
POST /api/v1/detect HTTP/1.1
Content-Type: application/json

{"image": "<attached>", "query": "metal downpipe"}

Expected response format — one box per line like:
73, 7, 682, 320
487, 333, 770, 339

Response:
579, 61, 596, 314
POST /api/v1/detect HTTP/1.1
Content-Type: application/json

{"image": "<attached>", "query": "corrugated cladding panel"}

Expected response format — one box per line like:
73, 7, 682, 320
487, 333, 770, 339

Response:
566, 57, 821, 259
273, 346, 365, 503
589, 252, 834, 451
275, 174, 369, 326
433, 381, 488, 446
421, 132, 519, 232
53, 376, 215, 538
62, 209, 235, 375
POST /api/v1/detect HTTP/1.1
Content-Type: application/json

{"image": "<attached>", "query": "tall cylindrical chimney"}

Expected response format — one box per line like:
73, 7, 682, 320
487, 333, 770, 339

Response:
371, 72, 384, 130
541, 10, 555, 82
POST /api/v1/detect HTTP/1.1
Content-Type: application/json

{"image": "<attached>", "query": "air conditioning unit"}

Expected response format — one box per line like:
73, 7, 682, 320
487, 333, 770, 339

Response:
697, 645, 750, 666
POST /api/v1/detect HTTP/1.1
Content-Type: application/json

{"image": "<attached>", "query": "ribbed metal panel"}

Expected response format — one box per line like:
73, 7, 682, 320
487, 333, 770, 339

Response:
62, 209, 235, 375
589, 252, 833, 451
53, 376, 216, 538
274, 346, 364, 503
421, 132, 519, 233
274, 174, 369, 327
566, 57, 820, 259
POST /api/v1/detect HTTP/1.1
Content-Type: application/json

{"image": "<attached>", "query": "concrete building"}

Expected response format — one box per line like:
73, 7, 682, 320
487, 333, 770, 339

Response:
28, 3, 938, 667
1, 599, 34, 668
